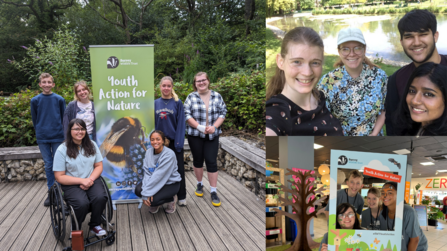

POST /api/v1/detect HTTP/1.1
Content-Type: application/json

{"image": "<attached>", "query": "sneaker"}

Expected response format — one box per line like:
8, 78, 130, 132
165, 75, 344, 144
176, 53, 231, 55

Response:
43, 193, 50, 207
148, 206, 160, 214
195, 183, 204, 197
165, 195, 177, 214
210, 192, 221, 207
90, 226, 106, 237
178, 199, 187, 206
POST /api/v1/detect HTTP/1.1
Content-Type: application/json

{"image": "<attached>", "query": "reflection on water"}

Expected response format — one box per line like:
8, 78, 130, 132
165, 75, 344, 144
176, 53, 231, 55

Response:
269, 14, 447, 63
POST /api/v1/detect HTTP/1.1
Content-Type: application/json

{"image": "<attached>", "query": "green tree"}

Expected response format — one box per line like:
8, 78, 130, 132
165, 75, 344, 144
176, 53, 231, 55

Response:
386, 240, 392, 250
380, 244, 385, 251
393, 244, 398, 251
11, 26, 89, 92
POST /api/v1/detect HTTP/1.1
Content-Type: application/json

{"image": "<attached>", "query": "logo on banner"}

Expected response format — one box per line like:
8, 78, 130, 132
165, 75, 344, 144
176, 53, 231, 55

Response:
338, 155, 348, 165
107, 56, 119, 68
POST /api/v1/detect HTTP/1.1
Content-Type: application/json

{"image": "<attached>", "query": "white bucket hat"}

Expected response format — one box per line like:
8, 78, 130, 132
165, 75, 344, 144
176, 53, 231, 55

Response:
337, 27, 366, 46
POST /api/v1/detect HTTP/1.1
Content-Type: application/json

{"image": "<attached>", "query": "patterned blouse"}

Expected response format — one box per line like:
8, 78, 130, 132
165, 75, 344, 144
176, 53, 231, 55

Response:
317, 64, 388, 136
266, 92, 344, 136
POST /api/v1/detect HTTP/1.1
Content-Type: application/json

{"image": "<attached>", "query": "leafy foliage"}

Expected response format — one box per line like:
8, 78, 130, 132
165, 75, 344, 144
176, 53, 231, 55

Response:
10, 26, 90, 90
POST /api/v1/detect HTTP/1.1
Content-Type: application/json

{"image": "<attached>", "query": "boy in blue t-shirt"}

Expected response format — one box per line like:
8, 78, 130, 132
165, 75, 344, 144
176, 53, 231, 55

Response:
30, 73, 66, 206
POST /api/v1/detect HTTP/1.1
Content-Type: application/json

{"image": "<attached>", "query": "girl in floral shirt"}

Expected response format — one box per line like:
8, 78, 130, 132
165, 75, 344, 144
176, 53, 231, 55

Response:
317, 27, 387, 136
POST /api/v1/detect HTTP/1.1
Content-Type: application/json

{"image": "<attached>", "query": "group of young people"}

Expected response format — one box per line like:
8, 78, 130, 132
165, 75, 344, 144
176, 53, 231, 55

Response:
266, 9, 447, 136
30, 71, 227, 236
317, 170, 427, 251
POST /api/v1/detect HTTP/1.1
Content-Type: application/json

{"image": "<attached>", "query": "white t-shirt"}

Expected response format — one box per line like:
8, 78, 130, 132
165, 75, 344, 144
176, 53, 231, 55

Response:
76, 101, 94, 134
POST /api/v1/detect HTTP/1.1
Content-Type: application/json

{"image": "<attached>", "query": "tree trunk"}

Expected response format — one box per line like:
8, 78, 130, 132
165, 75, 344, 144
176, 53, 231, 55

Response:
245, 0, 255, 36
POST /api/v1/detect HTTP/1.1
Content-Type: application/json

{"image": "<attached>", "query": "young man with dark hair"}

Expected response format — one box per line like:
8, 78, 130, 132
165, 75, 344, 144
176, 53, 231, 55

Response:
385, 9, 447, 135
31, 73, 66, 206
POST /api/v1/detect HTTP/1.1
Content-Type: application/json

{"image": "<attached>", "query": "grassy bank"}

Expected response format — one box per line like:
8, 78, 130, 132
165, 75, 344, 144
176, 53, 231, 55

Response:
313, 5, 447, 15
266, 28, 401, 81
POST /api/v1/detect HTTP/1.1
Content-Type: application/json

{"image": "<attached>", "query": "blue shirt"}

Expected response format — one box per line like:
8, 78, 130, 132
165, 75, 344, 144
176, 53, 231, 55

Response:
53, 141, 103, 179
154, 98, 185, 152
30, 93, 66, 143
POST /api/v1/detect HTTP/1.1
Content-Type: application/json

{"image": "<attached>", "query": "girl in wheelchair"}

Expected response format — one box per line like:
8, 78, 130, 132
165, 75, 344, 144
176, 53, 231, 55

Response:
135, 130, 181, 214
53, 118, 108, 237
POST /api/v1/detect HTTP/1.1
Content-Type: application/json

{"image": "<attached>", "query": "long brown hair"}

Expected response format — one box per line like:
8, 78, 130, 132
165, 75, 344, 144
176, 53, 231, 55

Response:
266, 27, 323, 100
65, 119, 96, 159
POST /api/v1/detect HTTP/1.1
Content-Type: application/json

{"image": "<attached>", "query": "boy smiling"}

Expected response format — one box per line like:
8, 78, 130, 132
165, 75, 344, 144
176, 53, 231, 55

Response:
320, 170, 365, 219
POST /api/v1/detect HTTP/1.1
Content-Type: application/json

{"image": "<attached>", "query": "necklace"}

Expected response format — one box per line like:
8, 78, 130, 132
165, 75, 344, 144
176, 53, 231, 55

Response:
162, 98, 171, 106
386, 207, 395, 231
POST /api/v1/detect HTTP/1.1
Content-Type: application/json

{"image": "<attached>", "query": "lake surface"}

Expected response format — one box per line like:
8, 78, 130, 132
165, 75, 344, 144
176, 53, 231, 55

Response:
268, 14, 447, 63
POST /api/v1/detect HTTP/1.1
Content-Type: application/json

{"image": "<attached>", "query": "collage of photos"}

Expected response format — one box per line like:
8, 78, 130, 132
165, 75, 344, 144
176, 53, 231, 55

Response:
2, 1, 447, 251
266, 3, 447, 251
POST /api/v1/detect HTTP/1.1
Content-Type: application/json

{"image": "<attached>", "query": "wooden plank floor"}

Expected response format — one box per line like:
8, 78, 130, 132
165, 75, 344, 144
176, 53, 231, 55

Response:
0, 170, 265, 250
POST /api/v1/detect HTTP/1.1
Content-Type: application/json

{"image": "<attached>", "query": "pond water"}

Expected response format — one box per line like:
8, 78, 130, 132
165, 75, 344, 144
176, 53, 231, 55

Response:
268, 14, 447, 63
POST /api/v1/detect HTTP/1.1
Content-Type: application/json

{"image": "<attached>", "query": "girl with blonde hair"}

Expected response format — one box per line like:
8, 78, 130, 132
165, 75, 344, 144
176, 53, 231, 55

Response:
154, 76, 186, 206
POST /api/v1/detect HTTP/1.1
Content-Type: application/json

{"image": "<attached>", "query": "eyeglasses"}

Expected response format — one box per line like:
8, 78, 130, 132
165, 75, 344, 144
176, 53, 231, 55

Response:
338, 213, 356, 219
339, 46, 364, 56
71, 128, 86, 132
196, 79, 207, 83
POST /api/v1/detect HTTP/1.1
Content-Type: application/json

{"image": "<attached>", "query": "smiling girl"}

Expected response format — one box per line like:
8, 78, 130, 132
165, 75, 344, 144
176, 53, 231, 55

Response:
361, 187, 382, 230
379, 182, 427, 251
317, 27, 388, 136
266, 27, 343, 136
63, 81, 97, 141
394, 62, 447, 135
319, 203, 363, 251
134, 130, 181, 214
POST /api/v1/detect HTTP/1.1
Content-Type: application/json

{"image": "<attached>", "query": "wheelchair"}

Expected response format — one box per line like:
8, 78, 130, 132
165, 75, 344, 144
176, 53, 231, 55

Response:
49, 177, 116, 251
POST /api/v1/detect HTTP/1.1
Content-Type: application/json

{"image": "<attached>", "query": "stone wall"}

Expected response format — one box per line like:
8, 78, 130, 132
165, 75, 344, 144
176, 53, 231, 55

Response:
0, 159, 47, 182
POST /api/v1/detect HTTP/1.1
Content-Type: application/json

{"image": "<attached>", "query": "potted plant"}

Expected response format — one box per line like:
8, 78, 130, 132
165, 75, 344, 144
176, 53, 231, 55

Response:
428, 206, 445, 226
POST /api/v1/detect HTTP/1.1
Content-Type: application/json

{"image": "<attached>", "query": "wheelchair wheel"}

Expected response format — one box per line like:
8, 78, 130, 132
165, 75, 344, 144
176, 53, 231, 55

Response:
106, 234, 115, 245
100, 177, 113, 221
49, 184, 66, 241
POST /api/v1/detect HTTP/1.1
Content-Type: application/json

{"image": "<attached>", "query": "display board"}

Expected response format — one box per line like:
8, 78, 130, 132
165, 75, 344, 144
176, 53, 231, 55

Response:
328, 150, 407, 251
414, 205, 428, 231
90, 45, 154, 205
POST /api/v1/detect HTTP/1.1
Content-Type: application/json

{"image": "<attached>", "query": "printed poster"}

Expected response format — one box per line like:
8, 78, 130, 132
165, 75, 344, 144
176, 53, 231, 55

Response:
328, 150, 407, 251
90, 45, 154, 202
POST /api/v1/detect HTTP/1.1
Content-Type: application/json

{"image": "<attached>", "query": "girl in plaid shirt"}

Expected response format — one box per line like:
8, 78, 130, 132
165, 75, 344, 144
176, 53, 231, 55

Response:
184, 72, 227, 206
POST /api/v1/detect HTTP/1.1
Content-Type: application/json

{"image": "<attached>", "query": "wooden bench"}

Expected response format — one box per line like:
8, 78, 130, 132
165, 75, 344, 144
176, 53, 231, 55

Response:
219, 136, 265, 174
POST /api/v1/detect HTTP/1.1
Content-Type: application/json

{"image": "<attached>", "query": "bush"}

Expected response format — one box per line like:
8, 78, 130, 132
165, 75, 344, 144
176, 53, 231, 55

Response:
0, 89, 39, 146
1, 70, 265, 147
155, 70, 265, 133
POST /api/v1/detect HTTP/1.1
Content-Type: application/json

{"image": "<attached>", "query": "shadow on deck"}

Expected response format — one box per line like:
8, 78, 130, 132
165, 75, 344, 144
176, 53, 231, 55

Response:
0, 171, 265, 251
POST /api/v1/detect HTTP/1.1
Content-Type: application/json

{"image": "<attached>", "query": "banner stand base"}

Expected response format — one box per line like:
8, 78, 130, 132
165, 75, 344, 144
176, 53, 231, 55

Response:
112, 199, 143, 211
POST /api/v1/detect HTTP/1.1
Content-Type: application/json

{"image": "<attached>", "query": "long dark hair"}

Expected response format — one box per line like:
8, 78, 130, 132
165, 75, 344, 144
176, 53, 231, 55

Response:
266, 27, 323, 100
394, 62, 447, 135
336, 203, 362, 229
65, 119, 96, 159
381, 181, 398, 219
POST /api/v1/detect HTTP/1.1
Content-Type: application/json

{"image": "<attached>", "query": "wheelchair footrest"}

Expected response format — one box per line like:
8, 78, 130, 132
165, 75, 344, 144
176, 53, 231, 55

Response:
71, 230, 84, 250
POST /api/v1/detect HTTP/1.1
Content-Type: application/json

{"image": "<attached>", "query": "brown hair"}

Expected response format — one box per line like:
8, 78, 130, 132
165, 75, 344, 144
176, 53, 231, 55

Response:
367, 187, 381, 198
193, 72, 210, 92
73, 80, 92, 101
39, 72, 54, 83
266, 27, 324, 100
334, 44, 380, 69
160, 76, 179, 101
348, 170, 364, 182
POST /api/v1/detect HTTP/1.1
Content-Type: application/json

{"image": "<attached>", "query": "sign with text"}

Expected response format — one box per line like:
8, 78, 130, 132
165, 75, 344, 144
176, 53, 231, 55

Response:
411, 176, 447, 191
90, 45, 154, 203
328, 150, 407, 251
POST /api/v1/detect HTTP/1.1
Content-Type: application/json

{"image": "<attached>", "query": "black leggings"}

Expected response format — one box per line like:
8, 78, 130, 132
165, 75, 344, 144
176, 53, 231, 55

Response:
61, 179, 107, 230
167, 139, 186, 200
135, 182, 180, 207
187, 135, 219, 173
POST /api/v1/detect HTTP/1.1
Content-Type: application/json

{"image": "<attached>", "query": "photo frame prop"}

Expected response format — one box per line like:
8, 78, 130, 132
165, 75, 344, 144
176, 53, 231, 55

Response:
328, 150, 407, 251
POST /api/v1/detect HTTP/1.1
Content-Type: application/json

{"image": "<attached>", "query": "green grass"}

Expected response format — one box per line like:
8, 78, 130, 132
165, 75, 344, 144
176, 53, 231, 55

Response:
266, 237, 324, 251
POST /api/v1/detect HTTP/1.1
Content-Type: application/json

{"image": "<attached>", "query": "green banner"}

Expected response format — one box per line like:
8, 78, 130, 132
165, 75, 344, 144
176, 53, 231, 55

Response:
90, 45, 154, 202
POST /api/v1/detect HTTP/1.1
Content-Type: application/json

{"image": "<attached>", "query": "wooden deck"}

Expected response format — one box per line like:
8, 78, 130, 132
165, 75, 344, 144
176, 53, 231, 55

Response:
0, 171, 265, 250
